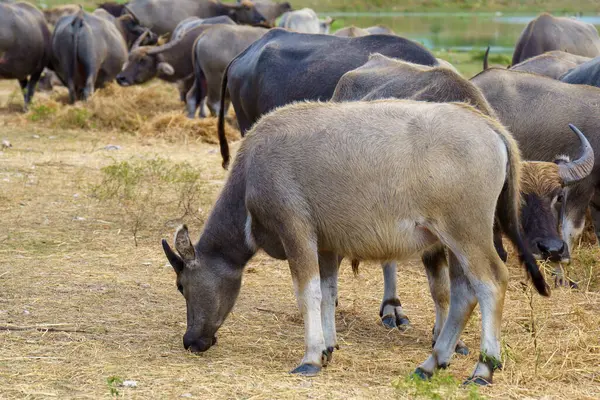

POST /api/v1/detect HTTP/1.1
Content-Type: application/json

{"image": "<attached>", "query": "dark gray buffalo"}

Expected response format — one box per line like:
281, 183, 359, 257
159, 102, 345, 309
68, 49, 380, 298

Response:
217, 29, 439, 167
116, 18, 235, 103
510, 51, 591, 79
512, 13, 600, 65
124, 0, 266, 36
472, 68, 600, 266
187, 24, 267, 118
97, 2, 129, 18
0, 2, 51, 111
332, 55, 594, 335
163, 100, 549, 383
51, 9, 128, 103
560, 56, 600, 87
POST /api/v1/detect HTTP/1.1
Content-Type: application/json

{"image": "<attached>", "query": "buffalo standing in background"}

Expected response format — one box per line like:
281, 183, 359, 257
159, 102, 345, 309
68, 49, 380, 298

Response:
51, 9, 128, 103
124, 0, 266, 36
512, 13, 600, 65
0, 2, 51, 111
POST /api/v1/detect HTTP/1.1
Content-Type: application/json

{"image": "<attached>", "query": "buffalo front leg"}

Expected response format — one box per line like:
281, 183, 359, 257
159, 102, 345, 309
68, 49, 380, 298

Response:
287, 240, 327, 376
319, 251, 339, 361
423, 245, 469, 355
24, 70, 43, 111
415, 251, 477, 380
380, 261, 410, 330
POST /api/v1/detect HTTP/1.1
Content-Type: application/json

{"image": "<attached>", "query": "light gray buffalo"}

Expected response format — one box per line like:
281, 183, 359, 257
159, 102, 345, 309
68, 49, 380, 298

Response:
278, 8, 334, 34
162, 100, 549, 383
187, 24, 268, 118
365, 25, 396, 35
509, 51, 591, 79
0, 2, 51, 110
124, 0, 266, 36
332, 55, 594, 334
561, 56, 600, 87
116, 18, 236, 103
472, 68, 600, 259
512, 13, 600, 65
51, 9, 128, 103
333, 26, 370, 37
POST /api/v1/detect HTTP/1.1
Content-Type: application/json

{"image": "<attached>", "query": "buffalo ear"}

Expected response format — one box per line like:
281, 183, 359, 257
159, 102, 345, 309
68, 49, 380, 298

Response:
162, 239, 184, 274
157, 62, 175, 76
174, 225, 196, 261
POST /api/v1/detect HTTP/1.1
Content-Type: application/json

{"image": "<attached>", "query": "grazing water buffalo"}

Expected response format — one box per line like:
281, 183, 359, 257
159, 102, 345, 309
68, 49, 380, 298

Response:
51, 9, 128, 103
217, 29, 438, 167
333, 26, 370, 37
472, 68, 600, 262
124, 0, 266, 36
0, 2, 51, 111
331, 55, 592, 336
365, 25, 396, 35
187, 24, 267, 118
163, 100, 549, 382
116, 19, 234, 102
512, 13, 600, 65
278, 8, 334, 34
97, 2, 128, 18
170, 16, 237, 41
510, 51, 591, 79
560, 56, 600, 87
238, 0, 291, 26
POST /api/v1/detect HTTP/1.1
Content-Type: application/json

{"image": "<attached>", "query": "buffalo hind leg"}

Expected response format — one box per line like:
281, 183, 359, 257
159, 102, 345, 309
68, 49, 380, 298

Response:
415, 251, 477, 381
19, 79, 29, 111
319, 251, 339, 362
423, 245, 469, 355
380, 262, 410, 330
24, 70, 43, 111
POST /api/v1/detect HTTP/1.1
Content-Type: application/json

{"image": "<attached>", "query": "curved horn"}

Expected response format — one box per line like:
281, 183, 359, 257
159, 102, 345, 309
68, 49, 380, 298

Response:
131, 29, 150, 50
557, 124, 595, 185
146, 31, 189, 55
483, 46, 490, 70
123, 4, 141, 24
162, 239, 184, 273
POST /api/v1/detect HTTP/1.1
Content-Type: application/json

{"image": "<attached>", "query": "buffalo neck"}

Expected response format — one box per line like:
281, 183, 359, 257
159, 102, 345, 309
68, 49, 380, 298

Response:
196, 161, 255, 269
212, 2, 236, 20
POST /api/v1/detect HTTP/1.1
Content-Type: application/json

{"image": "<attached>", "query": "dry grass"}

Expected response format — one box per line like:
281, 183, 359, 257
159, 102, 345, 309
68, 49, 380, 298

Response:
0, 81, 240, 144
0, 80, 599, 399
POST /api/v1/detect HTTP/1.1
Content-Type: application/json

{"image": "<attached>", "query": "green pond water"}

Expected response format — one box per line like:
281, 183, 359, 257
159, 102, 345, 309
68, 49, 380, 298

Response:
328, 12, 600, 54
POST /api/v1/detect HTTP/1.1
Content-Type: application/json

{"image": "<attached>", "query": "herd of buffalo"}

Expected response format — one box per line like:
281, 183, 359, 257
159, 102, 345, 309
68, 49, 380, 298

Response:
2, 0, 600, 386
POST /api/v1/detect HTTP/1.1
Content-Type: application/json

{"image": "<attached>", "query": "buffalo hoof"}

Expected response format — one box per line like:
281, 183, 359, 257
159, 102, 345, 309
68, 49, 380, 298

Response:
381, 314, 410, 331
411, 367, 433, 381
290, 363, 321, 377
455, 341, 469, 356
463, 376, 491, 386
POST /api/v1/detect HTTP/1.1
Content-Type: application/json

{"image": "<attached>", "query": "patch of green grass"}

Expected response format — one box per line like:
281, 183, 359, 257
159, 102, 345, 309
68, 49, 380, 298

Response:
106, 376, 123, 397
92, 156, 203, 246
393, 370, 485, 399
27, 103, 57, 123
53, 107, 93, 130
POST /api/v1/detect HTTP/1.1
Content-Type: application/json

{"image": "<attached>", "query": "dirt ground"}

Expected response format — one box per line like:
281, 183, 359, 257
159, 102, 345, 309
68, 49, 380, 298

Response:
0, 80, 599, 399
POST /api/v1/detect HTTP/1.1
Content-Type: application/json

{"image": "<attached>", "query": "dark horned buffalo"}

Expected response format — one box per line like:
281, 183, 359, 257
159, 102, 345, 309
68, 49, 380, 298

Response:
187, 24, 267, 118
237, 0, 291, 26
163, 99, 549, 382
332, 55, 594, 335
97, 2, 128, 18
93, 8, 159, 50
510, 51, 591, 79
51, 9, 128, 103
0, 2, 51, 111
561, 56, 600, 88
124, 0, 266, 36
116, 18, 236, 104
512, 13, 600, 65
216, 29, 439, 168
472, 68, 600, 268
